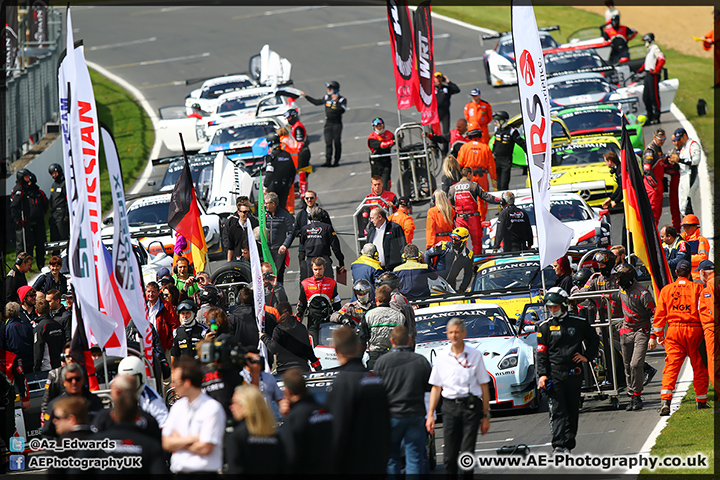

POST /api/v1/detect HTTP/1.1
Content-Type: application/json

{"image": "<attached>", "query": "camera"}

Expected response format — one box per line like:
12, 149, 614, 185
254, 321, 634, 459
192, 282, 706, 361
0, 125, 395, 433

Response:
199, 335, 246, 370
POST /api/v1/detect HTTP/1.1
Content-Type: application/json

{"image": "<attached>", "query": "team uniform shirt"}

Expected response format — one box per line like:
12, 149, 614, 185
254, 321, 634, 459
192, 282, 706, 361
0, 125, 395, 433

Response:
492, 125, 526, 159
641, 44, 666, 74
429, 345, 490, 399
448, 179, 499, 215
368, 130, 395, 159
425, 206, 455, 248
457, 140, 496, 181
536, 313, 600, 377
388, 209, 415, 244
299, 220, 344, 264
618, 282, 655, 334
305, 93, 347, 123
602, 24, 637, 42
163, 392, 226, 473
680, 230, 710, 274
365, 190, 398, 212
463, 100, 493, 143
141, 384, 169, 428
493, 205, 533, 250
297, 276, 341, 317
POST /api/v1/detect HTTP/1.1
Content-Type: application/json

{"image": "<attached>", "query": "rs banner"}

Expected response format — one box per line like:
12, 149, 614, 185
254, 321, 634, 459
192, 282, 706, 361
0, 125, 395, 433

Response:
511, 0, 573, 269
245, 217, 270, 373
386, 0, 418, 110
101, 125, 154, 367
413, 1, 439, 125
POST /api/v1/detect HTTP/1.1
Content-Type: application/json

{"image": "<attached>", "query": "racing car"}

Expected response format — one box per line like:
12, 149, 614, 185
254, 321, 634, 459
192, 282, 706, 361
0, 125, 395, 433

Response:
484, 192, 612, 252
482, 29, 560, 87
552, 104, 645, 152
415, 303, 539, 410
488, 113, 573, 169
184, 73, 255, 116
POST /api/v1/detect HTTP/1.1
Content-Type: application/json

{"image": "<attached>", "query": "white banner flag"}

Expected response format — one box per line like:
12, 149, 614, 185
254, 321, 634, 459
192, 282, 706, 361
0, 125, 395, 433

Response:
245, 218, 270, 372
511, 0, 573, 269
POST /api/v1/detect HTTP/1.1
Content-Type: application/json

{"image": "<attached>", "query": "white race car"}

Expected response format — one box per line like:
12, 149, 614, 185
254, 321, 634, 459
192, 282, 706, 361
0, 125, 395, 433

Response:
101, 193, 223, 261
482, 30, 560, 87
184, 74, 255, 117
415, 303, 539, 410
548, 72, 678, 116
484, 192, 612, 251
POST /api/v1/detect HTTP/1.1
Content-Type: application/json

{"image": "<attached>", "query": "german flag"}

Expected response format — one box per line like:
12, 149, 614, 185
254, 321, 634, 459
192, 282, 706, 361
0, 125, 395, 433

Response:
620, 116, 672, 298
168, 156, 207, 273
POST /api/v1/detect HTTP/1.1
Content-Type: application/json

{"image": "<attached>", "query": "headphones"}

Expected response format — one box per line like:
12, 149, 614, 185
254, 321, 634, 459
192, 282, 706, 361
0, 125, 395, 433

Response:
16, 252, 30, 266
173, 256, 195, 275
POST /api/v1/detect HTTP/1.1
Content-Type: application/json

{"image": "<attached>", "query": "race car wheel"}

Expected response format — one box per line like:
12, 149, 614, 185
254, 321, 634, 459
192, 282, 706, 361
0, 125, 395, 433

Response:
484, 62, 492, 86
211, 261, 252, 307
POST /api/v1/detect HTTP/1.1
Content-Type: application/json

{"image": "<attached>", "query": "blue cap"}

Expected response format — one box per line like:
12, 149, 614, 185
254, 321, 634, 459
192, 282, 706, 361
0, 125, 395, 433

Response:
470, 88, 481, 96
672, 128, 687, 141
676, 259, 691, 271
698, 259, 714, 271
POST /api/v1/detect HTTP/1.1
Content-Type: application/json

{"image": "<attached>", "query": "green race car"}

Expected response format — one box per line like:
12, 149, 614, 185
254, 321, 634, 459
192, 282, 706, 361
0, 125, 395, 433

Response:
551, 104, 646, 152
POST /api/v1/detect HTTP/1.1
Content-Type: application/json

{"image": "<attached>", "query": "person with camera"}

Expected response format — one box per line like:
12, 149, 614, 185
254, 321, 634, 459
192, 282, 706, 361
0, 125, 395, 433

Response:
262, 262, 288, 309
261, 302, 322, 374
240, 347, 286, 416
170, 300, 208, 365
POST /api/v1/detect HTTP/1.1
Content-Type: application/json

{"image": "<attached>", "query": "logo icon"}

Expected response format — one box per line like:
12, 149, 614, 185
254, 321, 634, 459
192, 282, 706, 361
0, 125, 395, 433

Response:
9, 455, 25, 471
518, 50, 535, 86
9, 437, 25, 452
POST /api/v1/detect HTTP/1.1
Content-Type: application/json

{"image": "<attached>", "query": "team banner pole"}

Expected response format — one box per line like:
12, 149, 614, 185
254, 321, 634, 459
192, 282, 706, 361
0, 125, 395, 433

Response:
246, 217, 270, 373
386, 0, 419, 111
413, 0, 439, 125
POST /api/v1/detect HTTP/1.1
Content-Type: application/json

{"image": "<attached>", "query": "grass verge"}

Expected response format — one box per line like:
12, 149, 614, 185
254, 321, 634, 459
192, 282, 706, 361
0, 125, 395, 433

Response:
640, 384, 715, 475
432, 4, 714, 166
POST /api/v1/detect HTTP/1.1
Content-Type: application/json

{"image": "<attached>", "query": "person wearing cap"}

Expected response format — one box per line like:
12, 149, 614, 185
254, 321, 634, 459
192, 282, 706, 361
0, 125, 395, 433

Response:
638, 33, 666, 124
463, 88, 493, 144
170, 300, 208, 365
18, 285, 38, 327
388, 196, 415, 244
492, 191, 533, 253
425, 226, 475, 292
10, 168, 48, 270
351, 244, 383, 301
650, 259, 709, 414
300, 81, 347, 167
367, 117, 396, 189
642, 128, 667, 225
456, 130, 497, 221
5, 252, 32, 304
224, 197, 259, 262
434, 72, 460, 138
659, 225, 691, 279
697, 259, 717, 389
679, 214, 709, 276
263, 132, 296, 209
448, 167, 501, 253
670, 127, 702, 219
491, 111, 526, 191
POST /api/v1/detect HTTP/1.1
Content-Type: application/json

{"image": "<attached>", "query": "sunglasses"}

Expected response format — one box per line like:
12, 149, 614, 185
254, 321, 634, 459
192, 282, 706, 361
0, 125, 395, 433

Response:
247, 357, 265, 365
64, 376, 81, 383
239, 210, 251, 214
304, 196, 316, 200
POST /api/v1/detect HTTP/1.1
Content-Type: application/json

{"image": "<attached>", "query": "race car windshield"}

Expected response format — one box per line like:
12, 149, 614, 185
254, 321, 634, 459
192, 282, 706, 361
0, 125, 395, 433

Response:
551, 143, 621, 166
415, 311, 513, 342
548, 78, 613, 98
162, 160, 213, 189
555, 110, 621, 135
473, 263, 557, 291
518, 199, 593, 223
545, 52, 606, 74
210, 123, 275, 145
202, 80, 254, 99
497, 34, 557, 55
217, 93, 268, 113
127, 201, 171, 227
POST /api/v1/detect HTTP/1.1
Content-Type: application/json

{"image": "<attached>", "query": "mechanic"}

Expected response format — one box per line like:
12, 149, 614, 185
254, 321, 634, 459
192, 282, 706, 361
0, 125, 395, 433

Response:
299, 206, 345, 280
289, 190, 333, 281
671, 128, 702, 218
331, 280, 375, 336
463, 88, 493, 144
170, 300, 208, 364
426, 189, 456, 249
42, 363, 104, 437
601, 14, 637, 63
492, 111, 526, 191
4, 252, 32, 303
32, 255, 67, 295
266, 191, 295, 284
162, 356, 226, 474
425, 227, 475, 293
537, 288, 599, 453
651, 260, 709, 415
325, 326, 391, 475
374, 326, 433, 476
679, 214, 710, 276
393, 244, 438, 299
262, 302, 321, 374
366, 175, 399, 212
426, 317, 491, 478
284, 109, 312, 197
448, 167, 501, 253
91, 374, 162, 440
10, 169, 47, 270
376, 272, 417, 349
642, 128, 667, 225
47, 289, 71, 342
18, 285, 38, 328
301, 80, 347, 167
493, 191, 533, 253
224, 198, 259, 262
366, 207, 407, 271
174, 256, 200, 300
367, 117, 395, 189
389, 196, 415, 244
659, 225, 691, 278
264, 132, 297, 210
350, 244, 382, 301
457, 130, 497, 209
434, 72, 461, 138
262, 262, 289, 308
697, 260, 717, 390
47, 163, 70, 247
553, 256, 574, 295
297, 257, 341, 345
280, 368, 336, 474
33, 299, 64, 372
0, 305, 30, 451
638, 33, 666, 124
440, 153, 463, 194
612, 263, 655, 411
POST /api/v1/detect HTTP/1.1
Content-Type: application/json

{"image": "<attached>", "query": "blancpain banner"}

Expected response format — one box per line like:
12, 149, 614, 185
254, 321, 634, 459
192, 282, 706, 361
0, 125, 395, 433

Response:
511, 0, 573, 269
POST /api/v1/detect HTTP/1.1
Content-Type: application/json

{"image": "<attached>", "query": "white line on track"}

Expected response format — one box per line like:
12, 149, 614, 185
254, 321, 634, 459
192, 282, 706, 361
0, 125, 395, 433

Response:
89, 37, 157, 51
294, 17, 385, 32
232, 6, 326, 20
107, 52, 210, 70
435, 56, 486, 66
129, 6, 196, 16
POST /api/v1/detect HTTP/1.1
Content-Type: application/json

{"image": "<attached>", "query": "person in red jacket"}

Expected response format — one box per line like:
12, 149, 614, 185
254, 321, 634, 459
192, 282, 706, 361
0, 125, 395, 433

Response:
601, 14, 637, 63
284, 109, 312, 197
448, 168, 501, 253
298, 257, 341, 345
365, 176, 399, 212
638, 33, 666, 124
146, 282, 179, 353
368, 117, 395, 189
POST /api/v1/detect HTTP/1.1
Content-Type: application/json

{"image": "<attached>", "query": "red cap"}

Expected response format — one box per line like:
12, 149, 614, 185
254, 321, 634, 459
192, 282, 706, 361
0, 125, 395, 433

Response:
17, 285, 34, 303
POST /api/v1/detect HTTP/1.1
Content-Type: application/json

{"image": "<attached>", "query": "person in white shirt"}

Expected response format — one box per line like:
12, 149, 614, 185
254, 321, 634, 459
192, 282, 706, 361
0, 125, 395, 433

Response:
604, 0, 620, 24
366, 207, 407, 270
162, 356, 226, 473
670, 128, 702, 217
426, 317, 491, 479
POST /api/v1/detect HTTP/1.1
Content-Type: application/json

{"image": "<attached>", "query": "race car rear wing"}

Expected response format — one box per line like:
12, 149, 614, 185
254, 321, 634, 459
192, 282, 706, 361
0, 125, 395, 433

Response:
151, 151, 217, 166
480, 25, 559, 44
547, 64, 614, 78
550, 96, 640, 113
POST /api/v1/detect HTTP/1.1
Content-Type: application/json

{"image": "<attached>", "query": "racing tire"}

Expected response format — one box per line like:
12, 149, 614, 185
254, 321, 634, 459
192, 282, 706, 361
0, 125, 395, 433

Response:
211, 261, 252, 308
484, 62, 492, 86
401, 168, 436, 203
427, 432, 437, 470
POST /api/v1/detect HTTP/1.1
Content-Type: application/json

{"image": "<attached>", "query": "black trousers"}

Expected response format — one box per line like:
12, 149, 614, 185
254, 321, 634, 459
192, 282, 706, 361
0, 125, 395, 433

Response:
370, 157, 392, 190
16, 222, 46, 268
438, 111, 451, 156
268, 180, 292, 212
270, 249, 287, 284
49, 212, 69, 243
324, 123, 343, 164
495, 156, 513, 191
547, 373, 583, 451
643, 72, 662, 122
441, 397, 481, 478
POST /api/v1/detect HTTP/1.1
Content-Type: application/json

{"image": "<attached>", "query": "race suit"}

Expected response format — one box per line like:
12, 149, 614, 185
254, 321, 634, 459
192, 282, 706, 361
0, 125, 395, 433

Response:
263, 147, 296, 210
305, 92, 347, 165
463, 100, 493, 144
388, 209, 415, 244
639, 44, 666, 123
680, 229, 710, 275
677, 137, 702, 218
492, 124, 526, 191
425, 206, 455, 249
298, 276, 341, 345
360, 304, 406, 368
618, 281, 655, 396
289, 119, 311, 196
698, 271, 718, 389
448, 178, 500, 253
457, 140, 496, 220
368, 130, 395, 190
424, 241, 474, 292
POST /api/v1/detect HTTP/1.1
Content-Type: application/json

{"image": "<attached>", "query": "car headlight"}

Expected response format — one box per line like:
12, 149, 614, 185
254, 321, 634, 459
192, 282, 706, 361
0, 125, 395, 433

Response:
497, 64, 514, 72
498, 348, 519, 370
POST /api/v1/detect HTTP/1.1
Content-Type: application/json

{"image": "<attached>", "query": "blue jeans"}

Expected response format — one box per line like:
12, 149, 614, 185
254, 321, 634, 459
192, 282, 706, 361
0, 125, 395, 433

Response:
387, 415, 427, 476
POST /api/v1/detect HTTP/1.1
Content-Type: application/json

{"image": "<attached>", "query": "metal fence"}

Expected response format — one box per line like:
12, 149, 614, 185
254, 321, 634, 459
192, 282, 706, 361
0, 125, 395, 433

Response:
3, 8, 62, 166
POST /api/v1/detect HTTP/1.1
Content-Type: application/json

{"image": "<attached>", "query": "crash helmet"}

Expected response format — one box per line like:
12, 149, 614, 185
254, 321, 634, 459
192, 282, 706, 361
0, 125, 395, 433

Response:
642, 33, 655, 44
191, 103, 202, 111
450, 227, 470, 243
493, 111, 509, 122
266, 132, 280, 149
117, 356, 146, 394
544, 286, 569, 307
48, 163, 63, 176
611, 263, 637, 289
353, 279, 373, 303
283, 108, 299, 123
372, 117, 384, 127
16, 168, 31, 182
198, 284, 220, 306
610, 14, 620, 29
593, 250, 616, 277
375, 271, 400, 290
681, 214, 700, 227
326, 80, 340, 91
572, 268, 593, 288
177, 299, 197, 313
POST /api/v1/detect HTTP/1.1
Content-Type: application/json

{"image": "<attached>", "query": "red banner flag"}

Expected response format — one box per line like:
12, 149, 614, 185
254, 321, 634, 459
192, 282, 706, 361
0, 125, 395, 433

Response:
413, 1, 439, 125
386, 0, 418, 110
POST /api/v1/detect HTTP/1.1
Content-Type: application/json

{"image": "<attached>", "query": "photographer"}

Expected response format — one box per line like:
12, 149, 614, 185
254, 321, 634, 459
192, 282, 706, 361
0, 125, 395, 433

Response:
262, 263, 288, 309
174, 256, 199, 301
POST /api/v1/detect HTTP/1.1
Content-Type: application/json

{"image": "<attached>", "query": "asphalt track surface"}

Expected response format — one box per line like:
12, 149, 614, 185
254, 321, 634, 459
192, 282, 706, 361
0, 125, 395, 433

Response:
68, 5, 691, 475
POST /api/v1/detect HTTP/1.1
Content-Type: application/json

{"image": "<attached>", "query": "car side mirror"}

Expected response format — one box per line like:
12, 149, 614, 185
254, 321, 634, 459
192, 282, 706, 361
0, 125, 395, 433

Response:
598, 209, 609, 217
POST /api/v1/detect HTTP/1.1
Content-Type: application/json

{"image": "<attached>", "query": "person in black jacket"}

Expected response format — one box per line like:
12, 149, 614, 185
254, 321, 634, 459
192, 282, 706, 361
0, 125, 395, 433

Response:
42, 363, 105, 437
261, 302, 321, 373
4, 301, 34, 375
45, 396, 95, 477
0, 313, 30, 451
263, 132, 297, 209
434, 72, 461, 138
299, 207, 345, 280
493, 192, 533, 252
47, 163, 70, 246
365, 207, 407, 271
4, 252, 32, 304
325, 326, 390, 475
552, 256, 574, 295
492, 111, 526, 190
91, 375, 162, 442
224, 198, 259, 262
602, 150, 627, 249
32, 255, 68, 295
10, 169, 48, 270
170, 300, 208, 364
229, 287, 278, 349
33, 299, 64, 372
266, 192, 295, 284
301, 80, 347, 167
287, 190, 333, 281
280, 368, 335, 474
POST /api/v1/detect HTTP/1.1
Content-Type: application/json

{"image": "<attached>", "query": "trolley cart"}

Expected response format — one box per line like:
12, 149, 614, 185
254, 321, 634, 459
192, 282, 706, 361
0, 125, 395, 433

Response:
393, 122, 440, 202
352, 196, 394, 256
